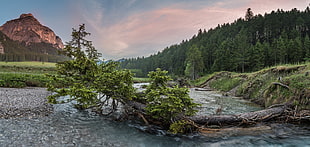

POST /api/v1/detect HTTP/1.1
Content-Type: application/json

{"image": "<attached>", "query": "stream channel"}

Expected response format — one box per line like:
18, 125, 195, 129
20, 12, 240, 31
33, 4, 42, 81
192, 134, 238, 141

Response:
0, 83, 309, 146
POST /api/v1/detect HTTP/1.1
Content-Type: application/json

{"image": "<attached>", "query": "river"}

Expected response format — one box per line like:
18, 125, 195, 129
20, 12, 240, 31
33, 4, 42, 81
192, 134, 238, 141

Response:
0, 84, 309, 146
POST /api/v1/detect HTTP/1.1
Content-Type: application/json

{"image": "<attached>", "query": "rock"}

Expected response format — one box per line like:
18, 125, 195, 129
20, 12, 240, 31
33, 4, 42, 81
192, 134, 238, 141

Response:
0, 13, 63, 49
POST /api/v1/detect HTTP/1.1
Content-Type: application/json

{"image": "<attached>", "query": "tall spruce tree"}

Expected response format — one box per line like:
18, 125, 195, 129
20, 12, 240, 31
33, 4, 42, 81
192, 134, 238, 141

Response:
245, 8, 254, 21
185, 45, 204, 80
304, 34, 310, 61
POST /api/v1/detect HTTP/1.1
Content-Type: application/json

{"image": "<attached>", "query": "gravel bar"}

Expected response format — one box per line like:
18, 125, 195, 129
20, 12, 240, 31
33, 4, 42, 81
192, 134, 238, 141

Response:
0, 87, 53, 119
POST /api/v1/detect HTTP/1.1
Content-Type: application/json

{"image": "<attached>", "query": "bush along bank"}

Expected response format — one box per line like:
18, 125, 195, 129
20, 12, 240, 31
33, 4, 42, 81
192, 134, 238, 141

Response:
198, 63, 310, 110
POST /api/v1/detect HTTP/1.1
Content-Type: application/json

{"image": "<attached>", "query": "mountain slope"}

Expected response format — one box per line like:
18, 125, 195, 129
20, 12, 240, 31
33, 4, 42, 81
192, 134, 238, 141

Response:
0, 13, 67, 62
0, 13, 63, 49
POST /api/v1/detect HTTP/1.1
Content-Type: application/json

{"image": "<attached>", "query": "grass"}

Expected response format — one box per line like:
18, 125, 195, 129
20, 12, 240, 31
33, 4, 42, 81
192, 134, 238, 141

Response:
0, 72, 49, 88
0, 61, 152, 87
209, 76, 242, 92
0, 61, 56, 74
192, 73, 214, 86
0, 61, 56, 67
0, 61, 57, 87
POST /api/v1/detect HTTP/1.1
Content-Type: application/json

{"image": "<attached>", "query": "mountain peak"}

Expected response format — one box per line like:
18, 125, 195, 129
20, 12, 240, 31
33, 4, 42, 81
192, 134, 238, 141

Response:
0, 13, 63, 49
20, 13, 34, 19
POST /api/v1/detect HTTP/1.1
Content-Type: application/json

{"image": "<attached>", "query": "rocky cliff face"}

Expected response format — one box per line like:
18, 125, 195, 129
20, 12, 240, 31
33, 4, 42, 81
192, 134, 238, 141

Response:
0, 13, 64, 49
0, 42, 4, 54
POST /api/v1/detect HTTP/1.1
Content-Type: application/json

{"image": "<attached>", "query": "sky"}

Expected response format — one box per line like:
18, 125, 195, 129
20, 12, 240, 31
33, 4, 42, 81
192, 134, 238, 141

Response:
0, 0, 309, 60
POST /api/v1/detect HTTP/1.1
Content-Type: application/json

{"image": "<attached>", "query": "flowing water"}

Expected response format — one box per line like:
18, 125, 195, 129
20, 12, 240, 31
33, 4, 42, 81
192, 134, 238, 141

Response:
0, 84, 309, 146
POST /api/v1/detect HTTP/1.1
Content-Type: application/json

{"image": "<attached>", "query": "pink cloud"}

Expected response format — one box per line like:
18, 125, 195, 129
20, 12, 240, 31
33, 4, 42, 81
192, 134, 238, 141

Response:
84, 0, 309, 59
94, 6, 242, 58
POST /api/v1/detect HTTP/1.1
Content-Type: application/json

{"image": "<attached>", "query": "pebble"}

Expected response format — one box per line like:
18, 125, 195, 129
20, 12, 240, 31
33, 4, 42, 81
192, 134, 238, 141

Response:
0, 87, 53, 118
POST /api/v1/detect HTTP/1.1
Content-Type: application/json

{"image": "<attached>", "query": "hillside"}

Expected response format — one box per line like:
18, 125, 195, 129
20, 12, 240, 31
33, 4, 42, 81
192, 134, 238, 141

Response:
198, 63, 310, 110
0, 13, 67, 62
120, 7, 310, 78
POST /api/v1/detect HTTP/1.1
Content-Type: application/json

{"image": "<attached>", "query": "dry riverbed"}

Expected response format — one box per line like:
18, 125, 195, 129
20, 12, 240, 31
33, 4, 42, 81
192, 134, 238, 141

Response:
0, 87, 53, 118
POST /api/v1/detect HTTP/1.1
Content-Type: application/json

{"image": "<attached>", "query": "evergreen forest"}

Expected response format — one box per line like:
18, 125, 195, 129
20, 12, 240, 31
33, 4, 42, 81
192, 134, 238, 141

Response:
0, 31, 68, 62
120, 7, 310, 78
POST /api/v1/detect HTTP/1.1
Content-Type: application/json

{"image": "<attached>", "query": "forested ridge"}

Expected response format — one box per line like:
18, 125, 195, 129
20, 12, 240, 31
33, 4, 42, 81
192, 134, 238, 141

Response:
0, 31, 68, 62
120, 7, 310, 78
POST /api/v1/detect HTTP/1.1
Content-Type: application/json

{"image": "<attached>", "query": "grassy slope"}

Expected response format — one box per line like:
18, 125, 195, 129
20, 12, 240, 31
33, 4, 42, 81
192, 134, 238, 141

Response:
197, 63, 310, 110
0, 62, 56, 87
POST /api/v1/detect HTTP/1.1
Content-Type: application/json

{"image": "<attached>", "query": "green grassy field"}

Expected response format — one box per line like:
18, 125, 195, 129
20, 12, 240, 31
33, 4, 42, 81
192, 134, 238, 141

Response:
0, 61, 56, 67
0, 61, 151, 87
0, 61, 56, 74
0, 62, 56, 88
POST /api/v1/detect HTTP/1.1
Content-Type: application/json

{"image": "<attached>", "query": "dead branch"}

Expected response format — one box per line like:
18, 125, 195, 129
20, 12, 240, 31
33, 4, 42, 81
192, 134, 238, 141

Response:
271, 82, 290, 89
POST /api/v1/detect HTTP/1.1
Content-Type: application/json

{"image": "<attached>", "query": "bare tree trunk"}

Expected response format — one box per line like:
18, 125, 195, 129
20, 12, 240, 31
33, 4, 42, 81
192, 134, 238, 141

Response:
190, 105, 289, 125
126, 101, 294, 126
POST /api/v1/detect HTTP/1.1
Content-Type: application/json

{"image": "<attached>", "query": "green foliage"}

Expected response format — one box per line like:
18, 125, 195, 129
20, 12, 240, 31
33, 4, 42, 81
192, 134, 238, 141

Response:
0, 73, 48, 88
147, 68, 172, 91
145, 68, 199, 124
46, 24, 135, 111
169, 120, 196, 134
185, 45, 204, 80
285, 74, 310, 90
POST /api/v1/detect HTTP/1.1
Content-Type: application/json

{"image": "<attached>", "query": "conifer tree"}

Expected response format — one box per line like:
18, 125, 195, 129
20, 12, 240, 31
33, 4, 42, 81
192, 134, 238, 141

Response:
47, 24, 135, 113
185, 45, 204, 80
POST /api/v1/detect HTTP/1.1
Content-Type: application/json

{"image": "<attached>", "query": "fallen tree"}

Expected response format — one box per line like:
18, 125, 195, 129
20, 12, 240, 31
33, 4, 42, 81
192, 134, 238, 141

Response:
190, 104, 290, 126
125, 101, 309, 134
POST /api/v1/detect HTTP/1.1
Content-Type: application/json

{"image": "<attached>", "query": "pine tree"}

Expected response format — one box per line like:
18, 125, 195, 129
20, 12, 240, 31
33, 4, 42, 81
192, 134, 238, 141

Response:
185, 45, 204, 80
249, 42, 264, 71
304, 34, 310, 61
47, 24, 135, 112
245, 8, 254, 21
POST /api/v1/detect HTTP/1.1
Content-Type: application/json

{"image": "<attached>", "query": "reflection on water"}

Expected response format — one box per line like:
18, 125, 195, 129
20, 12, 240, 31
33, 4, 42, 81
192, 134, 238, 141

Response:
0, 86, 309, 146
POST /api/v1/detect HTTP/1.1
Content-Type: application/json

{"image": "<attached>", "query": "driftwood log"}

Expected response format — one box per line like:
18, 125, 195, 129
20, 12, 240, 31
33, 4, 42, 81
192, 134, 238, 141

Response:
190, 105, 290, 126
126, 101, 297, 126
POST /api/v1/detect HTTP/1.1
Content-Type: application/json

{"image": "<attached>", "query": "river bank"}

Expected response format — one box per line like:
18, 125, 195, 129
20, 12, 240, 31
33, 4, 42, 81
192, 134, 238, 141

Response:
198, 63, 310, 110
0, 87, 53, 118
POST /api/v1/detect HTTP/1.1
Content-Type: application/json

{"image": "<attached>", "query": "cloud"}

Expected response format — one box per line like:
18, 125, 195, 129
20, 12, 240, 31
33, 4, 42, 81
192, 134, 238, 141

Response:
78, 0, 309, 59
83, 6, 242, 59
